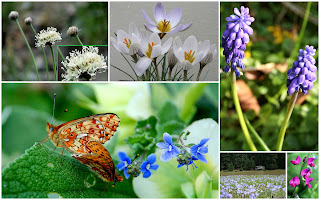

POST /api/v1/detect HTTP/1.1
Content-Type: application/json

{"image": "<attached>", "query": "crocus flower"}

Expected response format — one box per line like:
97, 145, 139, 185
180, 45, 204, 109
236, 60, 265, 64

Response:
140, 154, 159, 178
173, 36, 210, 70
135, 31, 172, 76
287, 45, 317, 95
305, 176, 313, 188
142, 3, 191, 35
177, 156, 198, 171
301, 168, 311, 179
116, 151, 131, 179
111, 22, 141, 55
200, 43, 217, 67
290, 156, 301, 165
190, 138, 210, 163
222, 6, 255, 77
289, 176, 300, 187
307, 157, 315, 167
156, 132, 180, 162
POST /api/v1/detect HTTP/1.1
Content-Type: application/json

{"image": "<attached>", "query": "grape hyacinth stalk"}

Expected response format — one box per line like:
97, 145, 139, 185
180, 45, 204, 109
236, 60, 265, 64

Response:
221, 6, 257, 151
276, 45, 317, 151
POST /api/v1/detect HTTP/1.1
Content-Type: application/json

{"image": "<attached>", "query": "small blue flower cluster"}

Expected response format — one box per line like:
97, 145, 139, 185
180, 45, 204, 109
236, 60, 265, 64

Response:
222, 6, 255, 77
287, 45, 317, 96
156, 132, 210, 171
117, 152, 159, 179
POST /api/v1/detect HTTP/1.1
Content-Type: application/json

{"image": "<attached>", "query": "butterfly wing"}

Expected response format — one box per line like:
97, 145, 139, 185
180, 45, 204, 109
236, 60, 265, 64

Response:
72, 141, 123, 183
56, 113, 120, 154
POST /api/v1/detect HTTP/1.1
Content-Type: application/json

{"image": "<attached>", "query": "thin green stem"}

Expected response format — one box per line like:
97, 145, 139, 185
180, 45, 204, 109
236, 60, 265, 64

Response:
183, 70, 188, 81
153, 58, 160, 81
196, 65, 204, 81
15, 19, 39, 80
231, 71, 257, 151
58, 47, 65, 62
120, 52, 139, 80
30, 24, 49, 81
49, 45, 57, 81
111, 64, 135, 81
276, 91, 298, 151
75, 35, 84, 46
244, 116, 271, 151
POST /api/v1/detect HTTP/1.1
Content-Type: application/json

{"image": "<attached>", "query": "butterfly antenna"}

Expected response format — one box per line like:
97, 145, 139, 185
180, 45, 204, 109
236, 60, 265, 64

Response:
51, 93, 57, 124
53, 109, 68, 124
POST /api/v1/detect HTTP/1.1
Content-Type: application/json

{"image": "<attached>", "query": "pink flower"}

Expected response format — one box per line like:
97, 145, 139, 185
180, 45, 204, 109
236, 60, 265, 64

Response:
290, 156, 301, 165
289, 176, 300, 187
305, 176, 313, 188
301, 168, 311, 179
307, 158, 315, 167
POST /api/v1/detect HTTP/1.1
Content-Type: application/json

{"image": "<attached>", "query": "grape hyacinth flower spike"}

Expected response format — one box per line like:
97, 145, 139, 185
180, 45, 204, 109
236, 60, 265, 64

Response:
287, 45, 317, 95
142, 2, 192, 39
222, 6, 255, 77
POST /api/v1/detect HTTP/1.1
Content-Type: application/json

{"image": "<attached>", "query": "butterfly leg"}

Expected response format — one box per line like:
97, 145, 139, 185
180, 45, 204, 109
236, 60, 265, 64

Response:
99, 181, 110, 196
60, 148, 65, 166
36, 135, 49, 145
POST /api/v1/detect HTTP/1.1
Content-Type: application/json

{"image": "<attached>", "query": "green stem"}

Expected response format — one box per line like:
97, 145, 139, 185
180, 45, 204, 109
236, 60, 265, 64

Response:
75, 35, 84, 46
153, 58, 160, 81
49, 45, 57, 81
58, 47, 65, 62
15, 19, 39, 80
244, 116, 271, 151
276, 91, 298, 151
196, 65, 204, 81
231, 71, 257, 151
184, 70, 188, 81
30, 24, 49, 81
145, 70, 150, 81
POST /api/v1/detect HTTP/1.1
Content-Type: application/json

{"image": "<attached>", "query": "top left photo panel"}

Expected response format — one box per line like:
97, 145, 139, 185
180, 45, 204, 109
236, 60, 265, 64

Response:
2, 2, 108, 81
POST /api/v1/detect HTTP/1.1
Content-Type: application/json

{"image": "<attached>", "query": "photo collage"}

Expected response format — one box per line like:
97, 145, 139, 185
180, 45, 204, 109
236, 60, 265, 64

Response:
1, 1, 319, 199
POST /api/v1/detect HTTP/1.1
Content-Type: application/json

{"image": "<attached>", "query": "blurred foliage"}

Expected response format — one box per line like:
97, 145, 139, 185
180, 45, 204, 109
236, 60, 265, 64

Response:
2, 2, 108, 80
220, 2, 318, 150
2, 83, 219, 198
287, 153, 318, 198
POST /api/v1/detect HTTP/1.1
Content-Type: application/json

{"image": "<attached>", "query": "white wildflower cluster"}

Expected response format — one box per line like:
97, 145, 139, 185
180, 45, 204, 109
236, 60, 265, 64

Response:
35, 27, 62, 48
61, 46, 107, 81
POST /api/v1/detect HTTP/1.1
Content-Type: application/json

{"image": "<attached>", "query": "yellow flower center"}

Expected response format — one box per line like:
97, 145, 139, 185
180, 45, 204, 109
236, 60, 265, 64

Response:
184, 50, 196, 63
146, 42, 156, 58
123, 38, 132, 49
157, 20, 171, 33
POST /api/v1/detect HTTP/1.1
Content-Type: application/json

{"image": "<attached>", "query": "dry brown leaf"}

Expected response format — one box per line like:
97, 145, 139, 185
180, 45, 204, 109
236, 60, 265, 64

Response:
236, 80, 260, 115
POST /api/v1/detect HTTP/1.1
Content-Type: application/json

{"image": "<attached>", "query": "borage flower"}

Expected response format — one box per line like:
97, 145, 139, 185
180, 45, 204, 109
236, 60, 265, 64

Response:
135, 31, 172, 76
156, 132, 180, 162
173, 36, 210, 70
307, 157, 315, 167
142, 2, 191, 37
301, 168, 311, 179
61, 46, 107, 81
190, 138, 210, 163
111, 22, 141, 55
290, 156, 301, 165
35, 27, 62, 48
289, 176, 300, 187
287, 45, 317, 95
116, 151, 131, 179
140, 154, 159, 178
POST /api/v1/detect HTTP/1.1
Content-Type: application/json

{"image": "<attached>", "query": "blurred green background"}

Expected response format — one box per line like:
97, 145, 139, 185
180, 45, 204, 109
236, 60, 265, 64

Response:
2, 2, 108, 81
287, 153, 318, 198
220, 2, 318, 150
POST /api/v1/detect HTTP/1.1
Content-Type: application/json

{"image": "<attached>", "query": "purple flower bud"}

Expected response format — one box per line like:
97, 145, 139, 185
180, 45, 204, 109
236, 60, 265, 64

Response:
222, 6, 254, 76
287, 45, 317, 96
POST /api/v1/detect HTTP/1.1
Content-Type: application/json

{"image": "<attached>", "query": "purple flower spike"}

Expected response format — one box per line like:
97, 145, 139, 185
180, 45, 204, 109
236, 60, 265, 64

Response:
142, 2, 192, 35
289, 176, 300, 187
301, 168, 311, 179
190, 138, 210, 163
307, 157, 316, 167
287, 45, 317, 96
156, 132, 180, 162
222, 6, 255, 77
290, 156, 301, 165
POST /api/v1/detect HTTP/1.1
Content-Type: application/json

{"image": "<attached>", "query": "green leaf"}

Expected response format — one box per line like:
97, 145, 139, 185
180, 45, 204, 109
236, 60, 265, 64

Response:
135, 116, 158, 138
2, 144, 136, 198
157, 101, 183, 124
156, 121, 186, 139
181, 182, 196, 198
195, 171, 212, 198
124, 134, 156, 153
150, 84, 172, 111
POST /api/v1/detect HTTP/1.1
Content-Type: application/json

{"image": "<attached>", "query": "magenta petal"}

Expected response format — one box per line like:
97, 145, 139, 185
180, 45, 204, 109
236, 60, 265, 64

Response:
301, 168, 311, 177
292, 176, 300, 186
307, 158, 315, 167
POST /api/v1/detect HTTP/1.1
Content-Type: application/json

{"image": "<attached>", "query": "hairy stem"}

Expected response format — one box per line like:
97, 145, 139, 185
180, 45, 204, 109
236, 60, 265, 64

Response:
76, 35, 84, 46
49, 45, 57, 81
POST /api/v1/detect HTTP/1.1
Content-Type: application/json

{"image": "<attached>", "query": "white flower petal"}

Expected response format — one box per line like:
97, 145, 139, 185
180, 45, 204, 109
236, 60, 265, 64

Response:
167, 24, 183, 34
161, 37, 173, 54
173, 36, 182, 51
174, 47, 185, 62
166, 8, 182, 27
129, 22, 139, 37
193, 51, 205, 65
144, 23, 161, 33
142, 10, 156, 26
183, 36, 198, 53
149, 33, 161, 45
118, 43, 130, 54
111, 37, 121, 52
135, 57, 153, 76
154, 2, 166, 23
116, 30, 129, 43
198, 40, 210, 53
150, 45, 162, 58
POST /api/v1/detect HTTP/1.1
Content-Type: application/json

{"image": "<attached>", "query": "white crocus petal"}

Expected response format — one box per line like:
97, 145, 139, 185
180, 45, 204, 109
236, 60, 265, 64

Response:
144, 24, 161, 33
149, 33, 161, 45
129, 43, 139, 55
173, 36, 183, 52
142, 10, 156, 26
129, 22, 140, 37
180, 60, 193, 70
131, 33, 140, 44
211, 44, 217, 57
181, 23, 192, 32
111, 37, 121, 52
183, 36, 198, 53
174, 47, 185, 62
116, 30, 129, 43
154, 2, 166, 23
135, 57, 153, 76
192, 51, 206, 65
118, 43, 130, 54
161, 37, 173, 54
150, 45, 162, 58
167, 24, 184, 34
165, 8, 182, 27
198, 40, 210, 53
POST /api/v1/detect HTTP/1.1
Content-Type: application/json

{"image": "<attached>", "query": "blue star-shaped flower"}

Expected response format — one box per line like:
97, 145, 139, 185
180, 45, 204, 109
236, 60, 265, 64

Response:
116, 151, 131, 179
140, 154, 159, 178
156, 132, 180, 162
190, 138, 210, 163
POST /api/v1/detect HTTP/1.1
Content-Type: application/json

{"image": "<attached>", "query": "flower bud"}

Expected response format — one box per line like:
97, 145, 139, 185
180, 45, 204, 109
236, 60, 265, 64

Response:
67, 26, 79, 37
9, 11, 19, 20
24, 17, 32, 26
167, 48, 178, 68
